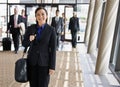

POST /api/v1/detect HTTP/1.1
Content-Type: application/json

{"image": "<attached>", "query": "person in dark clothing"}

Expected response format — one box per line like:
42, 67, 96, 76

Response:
7, 6, 23, 54
21, 9, 27, 30
69, 12, 80, 48
51, 10, 64, 50
21, 9, 28, 53
60, 13, 67, 42
22, 7, 56, 87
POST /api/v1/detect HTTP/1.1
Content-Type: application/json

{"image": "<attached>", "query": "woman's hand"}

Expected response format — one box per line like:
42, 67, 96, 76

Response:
49, 69, 55, 75
29, 35, 35, 41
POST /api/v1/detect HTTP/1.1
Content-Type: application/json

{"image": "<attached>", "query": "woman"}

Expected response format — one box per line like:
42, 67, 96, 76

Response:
22, 7, 56, 87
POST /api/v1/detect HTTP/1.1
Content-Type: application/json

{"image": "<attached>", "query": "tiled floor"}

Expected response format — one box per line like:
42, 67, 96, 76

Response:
0, 41, 83, 87
0, 41, 120, 87
77, 44, 120, 87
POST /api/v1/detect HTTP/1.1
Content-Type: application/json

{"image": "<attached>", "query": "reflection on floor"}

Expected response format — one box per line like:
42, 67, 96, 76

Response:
0, 41, 83, 87
77, 44, 120, 87
0, 41, 120, 87
0, 41, 73, 52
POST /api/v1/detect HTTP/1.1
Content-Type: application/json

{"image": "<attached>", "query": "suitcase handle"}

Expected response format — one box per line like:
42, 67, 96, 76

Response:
6, 31, 10, 38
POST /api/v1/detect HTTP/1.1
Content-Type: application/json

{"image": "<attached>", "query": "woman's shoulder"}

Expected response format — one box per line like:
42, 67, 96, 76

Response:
26, 24, 37, 33
45, 24, 54, 29
45, 24, 56, 32
28, 24, 37, 29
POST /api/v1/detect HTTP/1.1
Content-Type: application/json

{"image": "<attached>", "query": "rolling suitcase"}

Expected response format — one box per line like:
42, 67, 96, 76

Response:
2, 32, 11, 51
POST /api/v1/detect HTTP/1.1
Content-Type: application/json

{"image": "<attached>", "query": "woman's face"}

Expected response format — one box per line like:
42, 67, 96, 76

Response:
35, 9, 48, 26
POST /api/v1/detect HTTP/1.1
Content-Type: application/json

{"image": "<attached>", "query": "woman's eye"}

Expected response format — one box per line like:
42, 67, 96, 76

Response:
42, 13, 44, 16
36, 14, 40, 16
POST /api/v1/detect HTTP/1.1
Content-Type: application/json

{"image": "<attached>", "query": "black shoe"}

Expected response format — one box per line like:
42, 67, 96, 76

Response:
72, 45, 76, 48
15, 51, 18, 54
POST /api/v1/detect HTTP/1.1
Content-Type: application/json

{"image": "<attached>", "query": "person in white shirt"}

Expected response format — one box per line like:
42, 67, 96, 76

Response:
7, 7, 23, 54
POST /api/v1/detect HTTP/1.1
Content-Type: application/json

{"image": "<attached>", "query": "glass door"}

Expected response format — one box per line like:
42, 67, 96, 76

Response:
26, 5, 38, 26
64, 5, 74, 41
76, 4, 89, 42
0, 4, 7, 41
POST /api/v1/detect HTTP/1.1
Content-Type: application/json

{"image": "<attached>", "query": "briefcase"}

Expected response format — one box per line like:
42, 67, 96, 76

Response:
15, 54, 28, 83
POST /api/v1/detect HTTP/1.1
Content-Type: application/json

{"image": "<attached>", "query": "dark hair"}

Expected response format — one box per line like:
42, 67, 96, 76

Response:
35, 7, 48, 23
35, 7, 48, 16
56, 9, 59, 13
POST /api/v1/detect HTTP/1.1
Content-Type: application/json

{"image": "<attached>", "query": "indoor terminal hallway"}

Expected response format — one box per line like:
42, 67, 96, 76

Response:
0, 42, 120, 87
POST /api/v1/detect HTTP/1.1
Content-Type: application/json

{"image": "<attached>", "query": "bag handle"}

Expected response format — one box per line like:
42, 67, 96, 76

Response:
22, 53, 25, 58
6, 31, 10, 38
22, 38, 34, 58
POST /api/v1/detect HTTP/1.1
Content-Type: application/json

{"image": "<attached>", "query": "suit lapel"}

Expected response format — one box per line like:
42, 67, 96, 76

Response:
53, 17, 57, 26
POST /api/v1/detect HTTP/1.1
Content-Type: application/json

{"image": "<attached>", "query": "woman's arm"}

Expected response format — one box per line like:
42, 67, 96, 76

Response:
22, 25, 36, 48
49, 27, 56, 70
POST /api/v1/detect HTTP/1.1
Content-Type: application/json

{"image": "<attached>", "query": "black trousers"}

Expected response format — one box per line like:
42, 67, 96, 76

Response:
28, 65, 50, 87
56, 33, 60, 49
12, 32, 20, 51
71, 31, 77, 47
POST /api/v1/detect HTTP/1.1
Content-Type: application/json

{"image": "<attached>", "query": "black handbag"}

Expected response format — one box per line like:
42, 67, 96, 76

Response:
15, 54, 28, 83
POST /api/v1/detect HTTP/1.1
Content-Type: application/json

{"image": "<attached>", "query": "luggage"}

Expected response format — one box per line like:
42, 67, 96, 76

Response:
2, 32, 11, 51
15, 58, 28, 83
15, 51, 28, 83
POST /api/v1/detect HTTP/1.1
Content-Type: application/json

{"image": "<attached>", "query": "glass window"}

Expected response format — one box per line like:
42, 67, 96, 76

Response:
59, 0, 75, 3
77, 4, 89, 42
77, 0, 90, 3
0, 4, 7, 39
40, 0, 76, 3
20, 0, 36, 3
26, 6, 38, 26
64, 6, 74, 40
0, 0, 7, 3
42, 0, 53, 3
8, 0, 20, 3
9, 5, 25, 15
8, 0, 36, 3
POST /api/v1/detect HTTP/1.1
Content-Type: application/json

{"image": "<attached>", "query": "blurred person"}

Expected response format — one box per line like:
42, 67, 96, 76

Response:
21, 9, 28, 53
51, 9, 64, 50
68, 12, 80, 48
61, 12, 67, 42
21, 9, 27, 30
62, 12, 67, 24
7, 6, 23, 54
22, 7, 56, 87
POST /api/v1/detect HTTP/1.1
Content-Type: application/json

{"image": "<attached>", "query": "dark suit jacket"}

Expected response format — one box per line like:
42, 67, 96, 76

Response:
51, 17, 64, 34
23, 24, 56, 70
22, 16, 27, 29
8, 14, 23, 34
69, 16, 80, 32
